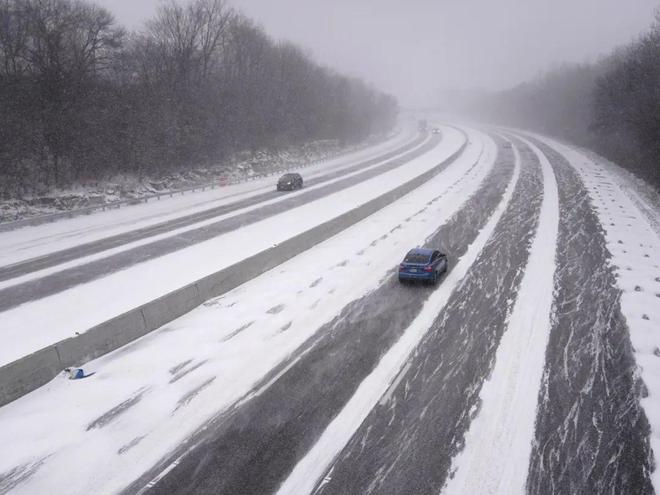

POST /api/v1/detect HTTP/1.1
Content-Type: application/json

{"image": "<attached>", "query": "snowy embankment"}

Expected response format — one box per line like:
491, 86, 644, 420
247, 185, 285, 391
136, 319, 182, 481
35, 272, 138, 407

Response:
0, 128, 451, 367
441, 135, 559, 494
0, 124, 416, 269
0, 127, 410, 224
0, 127, 493, 494
536, 135, 660, 491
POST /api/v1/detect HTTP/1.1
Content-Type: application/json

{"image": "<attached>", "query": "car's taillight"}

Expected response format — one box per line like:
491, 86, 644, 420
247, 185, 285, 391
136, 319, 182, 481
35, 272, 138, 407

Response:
423, 266, 433, 272
399, 264, 405, 271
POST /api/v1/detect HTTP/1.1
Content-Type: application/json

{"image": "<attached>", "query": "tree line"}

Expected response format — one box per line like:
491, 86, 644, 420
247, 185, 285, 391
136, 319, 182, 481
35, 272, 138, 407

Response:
462, 12, 660, 190
0, 0, 398, 196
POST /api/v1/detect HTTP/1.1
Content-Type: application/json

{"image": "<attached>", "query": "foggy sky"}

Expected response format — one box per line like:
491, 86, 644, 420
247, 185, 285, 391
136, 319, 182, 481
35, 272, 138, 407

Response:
96, 0, 658, 106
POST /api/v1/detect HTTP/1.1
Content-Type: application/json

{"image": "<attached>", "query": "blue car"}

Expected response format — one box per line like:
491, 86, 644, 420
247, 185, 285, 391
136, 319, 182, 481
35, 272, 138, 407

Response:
398, 248, 448, 285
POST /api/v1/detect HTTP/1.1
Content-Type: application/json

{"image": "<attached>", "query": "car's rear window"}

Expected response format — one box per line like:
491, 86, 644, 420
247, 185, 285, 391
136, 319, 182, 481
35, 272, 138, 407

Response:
404, 253, 430, 263
281, 174, 297, 179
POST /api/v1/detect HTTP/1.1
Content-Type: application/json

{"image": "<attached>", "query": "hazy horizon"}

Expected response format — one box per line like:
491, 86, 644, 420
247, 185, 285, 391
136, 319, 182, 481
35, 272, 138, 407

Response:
95, 0, 659, 106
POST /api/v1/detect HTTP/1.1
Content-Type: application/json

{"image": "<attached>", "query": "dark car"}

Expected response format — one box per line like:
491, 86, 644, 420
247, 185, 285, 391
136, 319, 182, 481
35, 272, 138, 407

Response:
398, 248, 448, 285
277, 172, 303, 191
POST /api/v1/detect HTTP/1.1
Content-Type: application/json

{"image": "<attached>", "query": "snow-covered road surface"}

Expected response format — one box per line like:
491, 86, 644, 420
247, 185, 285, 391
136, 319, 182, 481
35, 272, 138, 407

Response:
0, 127, 487, 494
277, 135, 521, 495
306, 135, 538, 495
525, 134, 657, 494
0, 125, 658, 495
0, 125, 417, 268
0, 132, 431, 298
0, 131, 425, 285
0, 127, 463, 366
442, 135, 559, 494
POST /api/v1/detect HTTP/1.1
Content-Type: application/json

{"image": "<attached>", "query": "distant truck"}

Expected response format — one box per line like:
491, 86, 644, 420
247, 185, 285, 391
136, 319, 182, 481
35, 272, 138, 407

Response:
418, 119, 428, 132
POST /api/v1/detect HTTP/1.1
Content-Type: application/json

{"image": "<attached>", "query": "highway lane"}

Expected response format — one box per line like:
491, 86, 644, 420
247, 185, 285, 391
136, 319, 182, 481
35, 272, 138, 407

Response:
305, 136, 542, 495
0, 135, 445, 312
1, 128, 654, 495
0, 134, 428, 283
124, 133, 513, 495
525, 137, 653, 494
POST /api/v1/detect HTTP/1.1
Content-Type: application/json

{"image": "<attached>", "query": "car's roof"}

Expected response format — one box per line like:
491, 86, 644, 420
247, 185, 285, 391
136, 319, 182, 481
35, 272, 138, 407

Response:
281, 172, 300, 177
407, 248, 433, 256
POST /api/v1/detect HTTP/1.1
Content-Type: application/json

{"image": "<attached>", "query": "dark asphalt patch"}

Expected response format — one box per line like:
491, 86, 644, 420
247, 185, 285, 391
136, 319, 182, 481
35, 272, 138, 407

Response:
221, 321, 255, 342
279, 322, 293, 333
127, 134, 513, 495
87, 388, 149, 431
0, 457, 49, 494
169, 360, 208, 384
525, 138, 653, 494
174, 377, 216, 413
118, 435, 147, 455
169, 359, 193, 375
267, 304, 286, 315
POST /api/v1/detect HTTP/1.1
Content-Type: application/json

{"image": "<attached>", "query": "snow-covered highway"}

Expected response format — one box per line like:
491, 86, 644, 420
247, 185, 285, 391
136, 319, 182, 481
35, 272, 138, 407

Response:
0, 124, 658, 495
0, 126, 466, 365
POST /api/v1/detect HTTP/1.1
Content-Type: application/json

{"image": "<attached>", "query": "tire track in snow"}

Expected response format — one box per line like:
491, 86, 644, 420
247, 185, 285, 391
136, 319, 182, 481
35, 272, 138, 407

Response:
440, 134, 558, 494
524, 137, 653, 494
126, 133, 511, 495
305, 137, 540, 495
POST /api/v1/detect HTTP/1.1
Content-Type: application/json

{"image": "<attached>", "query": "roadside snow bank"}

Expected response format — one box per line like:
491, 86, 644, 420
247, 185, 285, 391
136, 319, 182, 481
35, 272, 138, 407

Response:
0, 128, 408, 224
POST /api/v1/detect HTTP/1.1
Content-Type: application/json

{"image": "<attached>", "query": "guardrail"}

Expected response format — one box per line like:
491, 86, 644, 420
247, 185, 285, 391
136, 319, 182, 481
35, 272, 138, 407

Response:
0, 129, 450, 408
0, 131, 409, 233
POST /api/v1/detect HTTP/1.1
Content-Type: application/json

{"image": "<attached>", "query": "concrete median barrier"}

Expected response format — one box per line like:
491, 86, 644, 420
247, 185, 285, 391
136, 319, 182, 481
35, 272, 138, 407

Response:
56, 310, 149, 367
0, 346, 61, 404
0, 130, 467, 407
142, 285, 203, 331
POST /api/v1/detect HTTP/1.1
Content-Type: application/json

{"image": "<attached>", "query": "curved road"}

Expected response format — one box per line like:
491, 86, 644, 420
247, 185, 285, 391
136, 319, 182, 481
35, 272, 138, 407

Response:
0, 126, 655, 495
128, 132, 654, 495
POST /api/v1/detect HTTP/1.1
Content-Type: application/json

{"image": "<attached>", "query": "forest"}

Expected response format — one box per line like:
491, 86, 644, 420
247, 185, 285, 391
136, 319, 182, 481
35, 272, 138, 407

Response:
467, 12, 660, 190
0, 0, 398, 196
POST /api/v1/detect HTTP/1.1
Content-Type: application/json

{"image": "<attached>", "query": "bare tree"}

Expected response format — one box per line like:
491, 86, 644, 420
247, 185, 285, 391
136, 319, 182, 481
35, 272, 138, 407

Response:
0, 0, 398, 197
